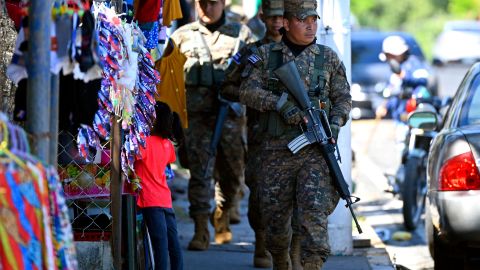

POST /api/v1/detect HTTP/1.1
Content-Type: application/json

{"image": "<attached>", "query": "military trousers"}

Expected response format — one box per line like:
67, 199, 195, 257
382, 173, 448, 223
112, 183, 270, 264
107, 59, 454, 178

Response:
245, 144, 263, 231
258, 143, 340, 262
185, 112, 246, 217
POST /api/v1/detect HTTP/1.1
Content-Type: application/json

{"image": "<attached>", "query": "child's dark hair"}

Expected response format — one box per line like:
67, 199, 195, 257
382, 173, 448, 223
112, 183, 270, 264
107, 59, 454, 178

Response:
151, 101, 174, 140
151, 101, 185, 146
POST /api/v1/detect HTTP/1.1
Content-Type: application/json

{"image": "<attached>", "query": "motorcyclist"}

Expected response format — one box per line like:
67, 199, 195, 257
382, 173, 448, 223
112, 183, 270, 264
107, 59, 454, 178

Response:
376, 35, 430, 121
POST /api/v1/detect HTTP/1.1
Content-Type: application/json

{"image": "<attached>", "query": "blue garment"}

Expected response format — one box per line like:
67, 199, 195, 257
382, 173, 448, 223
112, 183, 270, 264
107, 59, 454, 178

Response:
386, 55, 430, 122
400, 55, 429, 88
142, 207, 183, 270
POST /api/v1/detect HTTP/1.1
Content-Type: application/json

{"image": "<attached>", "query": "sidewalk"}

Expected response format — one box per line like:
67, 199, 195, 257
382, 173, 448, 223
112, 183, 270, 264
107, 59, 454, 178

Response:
170, 171, 394, 270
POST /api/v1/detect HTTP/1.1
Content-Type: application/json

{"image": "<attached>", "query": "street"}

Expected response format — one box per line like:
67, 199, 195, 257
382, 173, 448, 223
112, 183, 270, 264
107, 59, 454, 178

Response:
351, 64, 471, 270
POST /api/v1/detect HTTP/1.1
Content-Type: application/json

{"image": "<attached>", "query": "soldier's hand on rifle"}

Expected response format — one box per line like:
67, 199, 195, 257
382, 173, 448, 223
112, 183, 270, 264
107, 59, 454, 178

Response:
330, 123, 339, 144
276, 93, 305, 125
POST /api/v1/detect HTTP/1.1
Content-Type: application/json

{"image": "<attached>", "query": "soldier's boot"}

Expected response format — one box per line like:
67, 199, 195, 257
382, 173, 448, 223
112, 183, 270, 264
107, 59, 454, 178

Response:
253, 230, 272, 268
187, 214, 210, 251
211, 207, 233, 244
302, 261, 324, 270
290, 235, 303, 270
271, 251, 292, 270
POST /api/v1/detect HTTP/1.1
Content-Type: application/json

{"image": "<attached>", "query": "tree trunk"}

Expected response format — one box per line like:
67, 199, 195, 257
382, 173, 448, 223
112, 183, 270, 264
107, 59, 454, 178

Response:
0, 2, 17, 118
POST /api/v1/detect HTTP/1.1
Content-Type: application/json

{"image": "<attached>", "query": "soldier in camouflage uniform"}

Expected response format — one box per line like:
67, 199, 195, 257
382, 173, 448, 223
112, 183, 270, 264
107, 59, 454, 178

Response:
238, 0, 352, 268
170, 0, 255, 251
221, 0, 284, 267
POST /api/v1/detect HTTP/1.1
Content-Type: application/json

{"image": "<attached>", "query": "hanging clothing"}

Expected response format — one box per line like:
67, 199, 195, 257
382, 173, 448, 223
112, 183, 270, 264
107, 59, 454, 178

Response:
134, 0, 162, 23
155, 39, 188, 128
162, 0, 183, 27
0, 116, 78, 270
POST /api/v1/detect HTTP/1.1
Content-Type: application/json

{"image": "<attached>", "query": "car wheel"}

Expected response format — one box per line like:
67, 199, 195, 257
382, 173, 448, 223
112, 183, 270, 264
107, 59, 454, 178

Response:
433, 229, 464, 270
425, 201, 434, 257
402, 157, 426, 230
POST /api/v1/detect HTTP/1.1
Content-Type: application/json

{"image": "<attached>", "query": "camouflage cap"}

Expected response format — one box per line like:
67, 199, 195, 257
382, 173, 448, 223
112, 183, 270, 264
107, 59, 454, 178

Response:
284, 0, 318, 20
261, 0, 284, 17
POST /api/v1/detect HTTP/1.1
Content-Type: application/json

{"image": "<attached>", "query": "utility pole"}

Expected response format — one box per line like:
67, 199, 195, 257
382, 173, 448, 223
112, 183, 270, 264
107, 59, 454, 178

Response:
109, 1, 126, 269
27, 0, 52, 163
316, 0, 353, 255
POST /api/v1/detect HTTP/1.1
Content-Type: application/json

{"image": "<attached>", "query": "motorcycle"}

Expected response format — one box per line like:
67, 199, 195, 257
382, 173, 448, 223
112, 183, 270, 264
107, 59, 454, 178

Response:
385, 85, 442, 230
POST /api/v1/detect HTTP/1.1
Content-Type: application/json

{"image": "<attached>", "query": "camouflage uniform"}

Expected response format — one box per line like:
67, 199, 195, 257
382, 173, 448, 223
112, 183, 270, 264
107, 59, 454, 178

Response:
171, 14, 254, 244
222, 0, 286, 266
238, 2, 352, 266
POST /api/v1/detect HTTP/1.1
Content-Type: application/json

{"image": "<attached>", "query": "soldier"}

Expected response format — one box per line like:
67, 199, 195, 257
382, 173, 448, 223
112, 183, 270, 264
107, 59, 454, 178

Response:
170, 0, 255, 251
238, 0, 352, 268
221, 0, 284, 268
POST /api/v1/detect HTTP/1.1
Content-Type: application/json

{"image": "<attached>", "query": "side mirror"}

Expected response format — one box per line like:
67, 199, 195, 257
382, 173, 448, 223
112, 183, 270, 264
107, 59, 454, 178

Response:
408, 111, 438, 131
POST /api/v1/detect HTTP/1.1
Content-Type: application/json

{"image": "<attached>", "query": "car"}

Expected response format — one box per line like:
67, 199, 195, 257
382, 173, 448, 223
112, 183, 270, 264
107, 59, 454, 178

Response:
433, 20, 480, 66
420, 62, 480, 269
351, 30, 437, 119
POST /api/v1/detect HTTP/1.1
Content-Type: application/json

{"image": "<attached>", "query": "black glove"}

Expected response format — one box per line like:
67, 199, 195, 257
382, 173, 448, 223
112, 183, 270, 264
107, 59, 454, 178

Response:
330, 123, 340, 142
276, 93, 304, 125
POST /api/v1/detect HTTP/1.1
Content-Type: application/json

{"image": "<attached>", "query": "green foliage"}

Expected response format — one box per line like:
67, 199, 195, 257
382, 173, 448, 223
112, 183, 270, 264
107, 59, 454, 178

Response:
350, 0, 470, 60
449, 0, 480, 18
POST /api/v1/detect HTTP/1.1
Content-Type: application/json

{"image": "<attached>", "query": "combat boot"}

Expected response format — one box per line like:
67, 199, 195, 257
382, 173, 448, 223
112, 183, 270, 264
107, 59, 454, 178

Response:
253, 230, 272, 268
188, 214, 210, 251
290, 234, 303, 270
271, 251, 292, 270
302, 261, 324, 270
210, 207, 233, 244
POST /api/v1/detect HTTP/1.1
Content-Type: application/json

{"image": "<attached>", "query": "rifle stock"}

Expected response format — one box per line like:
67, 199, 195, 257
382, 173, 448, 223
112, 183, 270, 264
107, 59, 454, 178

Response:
274, 61, 363, 234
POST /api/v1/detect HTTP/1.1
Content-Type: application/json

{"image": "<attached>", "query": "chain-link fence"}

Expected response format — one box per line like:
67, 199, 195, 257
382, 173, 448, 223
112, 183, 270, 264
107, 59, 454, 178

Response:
58, 130, 113, 241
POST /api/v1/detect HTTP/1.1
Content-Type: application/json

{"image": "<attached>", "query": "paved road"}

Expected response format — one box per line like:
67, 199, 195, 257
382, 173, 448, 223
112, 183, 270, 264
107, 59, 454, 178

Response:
352, 119, 434, 270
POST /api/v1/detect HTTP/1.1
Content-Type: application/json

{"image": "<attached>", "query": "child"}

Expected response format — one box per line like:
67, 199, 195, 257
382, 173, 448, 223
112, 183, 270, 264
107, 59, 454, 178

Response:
135, 101, 183, 270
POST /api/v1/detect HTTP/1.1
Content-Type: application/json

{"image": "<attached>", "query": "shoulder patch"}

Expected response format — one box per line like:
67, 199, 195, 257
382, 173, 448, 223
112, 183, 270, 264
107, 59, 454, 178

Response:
233, 51, 242, 64
248, 54, 261, 65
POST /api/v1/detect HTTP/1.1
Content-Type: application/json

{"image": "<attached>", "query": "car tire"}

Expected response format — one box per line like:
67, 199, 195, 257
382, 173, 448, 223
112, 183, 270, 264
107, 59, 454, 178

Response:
433, 232, 463, 270
425, 199, 434, 257
402, 157, 426, 231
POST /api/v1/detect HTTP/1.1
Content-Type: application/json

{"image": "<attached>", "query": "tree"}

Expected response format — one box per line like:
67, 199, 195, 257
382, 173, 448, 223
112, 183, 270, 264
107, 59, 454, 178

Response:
0, 1, 17, 117
449, 0, 480, 19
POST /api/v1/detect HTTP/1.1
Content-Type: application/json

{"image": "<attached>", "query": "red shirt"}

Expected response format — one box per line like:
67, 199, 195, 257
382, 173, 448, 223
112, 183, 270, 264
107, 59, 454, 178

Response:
135, 136, 176, 208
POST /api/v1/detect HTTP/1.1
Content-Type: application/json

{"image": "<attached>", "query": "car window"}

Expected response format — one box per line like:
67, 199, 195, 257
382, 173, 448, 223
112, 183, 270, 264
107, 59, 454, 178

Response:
459, 73, 480, 127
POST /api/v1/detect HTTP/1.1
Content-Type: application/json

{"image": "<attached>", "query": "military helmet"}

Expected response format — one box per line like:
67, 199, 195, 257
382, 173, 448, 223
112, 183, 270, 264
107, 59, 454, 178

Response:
284, 0, 318, 20
261, 0, 284, 17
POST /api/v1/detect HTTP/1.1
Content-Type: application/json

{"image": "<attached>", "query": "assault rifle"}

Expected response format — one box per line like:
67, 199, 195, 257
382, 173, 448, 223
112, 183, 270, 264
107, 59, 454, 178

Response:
203, 97, 244, 179
274, 61, 363, 234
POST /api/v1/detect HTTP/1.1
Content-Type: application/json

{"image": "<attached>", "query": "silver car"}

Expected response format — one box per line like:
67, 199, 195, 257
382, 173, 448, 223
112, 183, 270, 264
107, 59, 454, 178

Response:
422, 62, 480, 269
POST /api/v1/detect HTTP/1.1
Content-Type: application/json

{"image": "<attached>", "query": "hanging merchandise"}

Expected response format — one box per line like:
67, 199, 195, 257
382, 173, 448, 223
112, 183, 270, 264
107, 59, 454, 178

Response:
133, 0, 162, 24
0, 113, 78, 270
155, 39, 188, 128
162, 0, 183, 27
77, 3, 160, 176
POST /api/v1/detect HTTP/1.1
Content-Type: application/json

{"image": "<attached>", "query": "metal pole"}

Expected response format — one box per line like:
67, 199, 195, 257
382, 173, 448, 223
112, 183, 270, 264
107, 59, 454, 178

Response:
50, 74, 59, 166
26, 0, 52, 163
125, 195, 137, 269
316, 0, 353, 255
109, 2, 124, 270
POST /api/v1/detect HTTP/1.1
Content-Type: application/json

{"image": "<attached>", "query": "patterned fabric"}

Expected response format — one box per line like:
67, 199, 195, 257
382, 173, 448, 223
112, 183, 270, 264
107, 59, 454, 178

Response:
140, 21, 159, 50
170, 19, 253, 216
184, 113, 246, 216
238, 40, 351, 263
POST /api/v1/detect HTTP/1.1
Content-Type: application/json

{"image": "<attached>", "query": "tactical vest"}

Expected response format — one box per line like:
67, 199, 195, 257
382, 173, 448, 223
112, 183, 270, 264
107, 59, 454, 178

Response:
184, 23, 242, 88
258, 43, 330, 138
